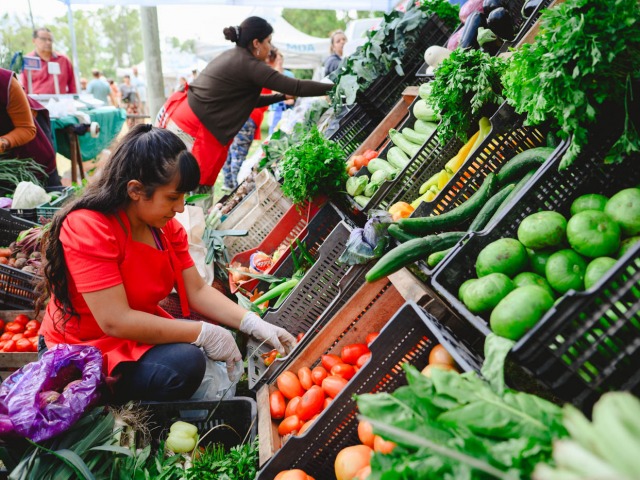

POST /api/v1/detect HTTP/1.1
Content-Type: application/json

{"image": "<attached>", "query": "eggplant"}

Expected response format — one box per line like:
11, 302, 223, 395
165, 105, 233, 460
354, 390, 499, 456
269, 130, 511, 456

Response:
478, 27, 504, 56
483, 0, 507, 16
522, 0, 545, 18
487, 7, 515, 41
459, 11, 487, 50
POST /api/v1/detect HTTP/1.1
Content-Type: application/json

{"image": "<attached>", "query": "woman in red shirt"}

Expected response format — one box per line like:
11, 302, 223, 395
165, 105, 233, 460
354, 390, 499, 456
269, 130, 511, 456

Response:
37, 125, 295, 402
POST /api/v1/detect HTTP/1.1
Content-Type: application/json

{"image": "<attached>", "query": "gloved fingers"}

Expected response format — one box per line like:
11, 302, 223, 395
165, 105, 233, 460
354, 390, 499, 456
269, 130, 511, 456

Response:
278, 328, 297, 354
268, 334, 286, 356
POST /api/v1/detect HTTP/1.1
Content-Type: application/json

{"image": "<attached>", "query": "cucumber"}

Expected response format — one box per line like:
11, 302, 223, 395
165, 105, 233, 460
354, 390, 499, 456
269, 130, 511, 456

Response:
388, 224, 419, 243
367, 158, 397, 175
354, 195, 370, 208
413, 119, 438, 137
413, 99, 440, 122
389, 129, 420, 157
488, 169, 537, 225
427, 247, 454, 268
418, 82, 432, 101
397, 173, 499, 235
401, 127, 428, 146
496, 147, 555, 186
467, 183, 515, 232
387, 147, 410, 170
366, 231, 467, 282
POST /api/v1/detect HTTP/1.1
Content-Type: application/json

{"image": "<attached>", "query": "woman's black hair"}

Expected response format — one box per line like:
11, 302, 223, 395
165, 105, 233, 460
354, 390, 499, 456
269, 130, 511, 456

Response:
223, 16, 273, 50
36, 124, 200, 329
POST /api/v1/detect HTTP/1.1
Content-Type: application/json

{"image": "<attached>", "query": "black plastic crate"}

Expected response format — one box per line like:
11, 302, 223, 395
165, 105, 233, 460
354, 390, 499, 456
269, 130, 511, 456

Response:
328, 104, 381, 157
432, 136, 640, 411
10, 186, 73, 224
497, 0, 555, 55
256, 301, 479, 479
139, 397, 257, 451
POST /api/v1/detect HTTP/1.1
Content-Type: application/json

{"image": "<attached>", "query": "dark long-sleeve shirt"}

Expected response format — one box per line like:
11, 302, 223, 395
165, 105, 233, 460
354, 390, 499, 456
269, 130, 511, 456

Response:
188, 46, 331, 145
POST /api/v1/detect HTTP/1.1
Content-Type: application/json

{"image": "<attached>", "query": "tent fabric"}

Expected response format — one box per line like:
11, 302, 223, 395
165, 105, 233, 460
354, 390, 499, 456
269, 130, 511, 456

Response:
60, 0, 394, 9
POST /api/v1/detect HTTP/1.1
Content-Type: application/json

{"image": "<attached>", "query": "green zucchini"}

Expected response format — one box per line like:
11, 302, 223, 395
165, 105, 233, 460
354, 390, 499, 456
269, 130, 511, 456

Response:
397, 173, 499, 235
388, 224, 419, 243
366, 231, 466, 282
387, 147, 410, 170
488, 169, 537, 224
367, 158, 397, 175
413, 119, 438, 137
354, 195, 370, 208
389, 129, 420, 157
427, 247, 454, 268
413, 99, 440, 122
467, 183, 515, 232
496, 147, 555, 186
401, 127, 428, 146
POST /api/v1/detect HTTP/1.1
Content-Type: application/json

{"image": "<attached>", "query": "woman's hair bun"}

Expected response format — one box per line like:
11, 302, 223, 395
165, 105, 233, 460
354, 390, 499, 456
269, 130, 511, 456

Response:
223, 26, 239, 43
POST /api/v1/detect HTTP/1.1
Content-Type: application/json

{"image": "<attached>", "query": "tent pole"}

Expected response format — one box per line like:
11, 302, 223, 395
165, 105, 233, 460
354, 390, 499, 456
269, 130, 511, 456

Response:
140, 6, 165, 121
66, 0, 82, 93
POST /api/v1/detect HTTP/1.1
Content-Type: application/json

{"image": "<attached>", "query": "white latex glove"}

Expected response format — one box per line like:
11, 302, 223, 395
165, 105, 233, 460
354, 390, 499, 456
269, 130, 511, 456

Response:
192, 322, 242, 381
239, 312, 297, 355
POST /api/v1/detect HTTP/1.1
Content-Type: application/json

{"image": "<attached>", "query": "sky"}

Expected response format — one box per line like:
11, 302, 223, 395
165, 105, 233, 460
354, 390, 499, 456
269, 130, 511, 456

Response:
6, 0, 258, 42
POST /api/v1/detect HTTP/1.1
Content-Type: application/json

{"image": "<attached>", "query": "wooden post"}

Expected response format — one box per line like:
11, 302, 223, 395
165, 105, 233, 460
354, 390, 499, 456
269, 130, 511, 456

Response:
66, 126, 85, 184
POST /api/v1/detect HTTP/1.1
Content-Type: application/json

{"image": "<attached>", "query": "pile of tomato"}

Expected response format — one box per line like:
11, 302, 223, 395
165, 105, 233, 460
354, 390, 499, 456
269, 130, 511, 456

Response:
0, 314, 40, 352
269, 332, 379, 437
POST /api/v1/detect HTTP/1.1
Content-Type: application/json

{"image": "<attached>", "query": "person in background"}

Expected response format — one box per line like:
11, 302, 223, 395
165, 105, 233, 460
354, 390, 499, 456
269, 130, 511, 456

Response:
79, 77, 88, 93
130, 67, 147, 115
175, 76, 188, 93
21, 27, 77, 95
37, 125, 296, 402
156, 16, 332, 188
0, 67, 61, 187
107, 79, 120, 107
268, 50, 296, 135
221, 48, 278, 193
119, 75, 139, 127
87, 69, 110, 103
323, 30, 348, 76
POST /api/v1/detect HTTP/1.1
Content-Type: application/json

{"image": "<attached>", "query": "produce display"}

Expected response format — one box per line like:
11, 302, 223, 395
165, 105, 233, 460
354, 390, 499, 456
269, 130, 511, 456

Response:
0, 313, 39, 352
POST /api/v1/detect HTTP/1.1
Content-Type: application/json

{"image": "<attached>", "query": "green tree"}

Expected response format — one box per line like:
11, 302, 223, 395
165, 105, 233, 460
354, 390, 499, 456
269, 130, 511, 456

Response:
282, 9, 384, 38
95, 6, 143, 73
50, 10, 103, 80
0, 12, 35, 69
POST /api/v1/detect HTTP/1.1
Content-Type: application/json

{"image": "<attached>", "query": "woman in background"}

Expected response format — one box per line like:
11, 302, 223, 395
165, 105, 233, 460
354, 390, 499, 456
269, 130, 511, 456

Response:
323, 30, 348, 76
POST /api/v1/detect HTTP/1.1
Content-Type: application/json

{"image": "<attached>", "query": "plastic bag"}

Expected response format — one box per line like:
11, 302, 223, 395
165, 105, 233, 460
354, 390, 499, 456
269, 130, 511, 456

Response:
0, 344, 103, 442
188, 358, 242, 401
175, 205, 215, 285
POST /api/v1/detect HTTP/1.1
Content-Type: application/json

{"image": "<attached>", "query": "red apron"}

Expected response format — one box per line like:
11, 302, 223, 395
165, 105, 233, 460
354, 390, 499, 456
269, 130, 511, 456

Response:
43, 211, 191, 376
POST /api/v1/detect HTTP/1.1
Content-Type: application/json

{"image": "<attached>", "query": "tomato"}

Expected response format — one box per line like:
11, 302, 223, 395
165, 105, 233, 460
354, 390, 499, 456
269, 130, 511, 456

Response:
373, 435, 396, 454
357, 420, 375, 448
0, 341, 5, 351
277, 371, 305, 400
263, 351, 278, 367
16, 338, 33, 353
341, 344, 370, 365
278, 415, 303, 436
25, 320, 40, 331
270, 390, 286, 420
335, 445, 372, 480
285, 396, 301, 418
352, 155, 366, 169
11, 333, 24, 341
311, 366, 328, 386
421, 363, 457, 378
324, 397, 332, 409
321, 375, 348, 399
363, 150, 378, 161
296, 332, 304, 342
429, 344, 457, 368
330, 363, 356, 380
297, 367, 313, 391
297, 417, 316, 436
321, 354, 342, 371
13, 314, 30, 326
23, 328, 38, 338
274, 470, 315, 480
3, 340, 16, 352
0, 332, 12, 342
356, 353, 371, 368
5, 322, 24, 334
348, 166, 358, 177
365, 332, 379, 345
0, 319, 4, 332
296, 385, 325, 421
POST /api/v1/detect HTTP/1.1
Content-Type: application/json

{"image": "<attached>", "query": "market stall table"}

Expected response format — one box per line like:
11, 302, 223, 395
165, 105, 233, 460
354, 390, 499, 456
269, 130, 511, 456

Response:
50, 107, 126, 182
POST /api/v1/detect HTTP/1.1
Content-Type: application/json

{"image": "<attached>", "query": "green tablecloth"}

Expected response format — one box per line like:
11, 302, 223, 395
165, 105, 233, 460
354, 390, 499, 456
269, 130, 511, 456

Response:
51, 107, 127, 161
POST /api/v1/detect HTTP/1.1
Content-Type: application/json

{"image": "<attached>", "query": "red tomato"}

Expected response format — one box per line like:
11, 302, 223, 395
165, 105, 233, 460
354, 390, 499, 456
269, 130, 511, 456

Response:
296, 385, 325, 421
16, 338, 33, 353
373, 435, 396, 454
296, 332, 305, 343
297, 367, 313, 391
0, 332, 12, 342
3, 340, 16, 352
311, 366, 328, 386
274, 469, 315, 480
330, 363, 356, 380
5, 322, 24, 334
297, 417, 316, 436
348, 166, 358, 177
363, 150, 378, 161
321, 375, 348, 398
358, 420, 375, 448
341, 344, 370, 365
365, 332, 379, 345
285, 396, 301, 418
352, 155, 367, 169
278, 415, 303, 436
13, 314, 30, 326
11, 333, 24, 341
0, 319, 4, 332
23, 328, 38, 338
321, 354, 342, 372
277, 371, 305, 400
0, 341, 5, 351
356, 353, 371, 368
323, 397, 332, 409
355, 465, 371, 480
25, 320, 40, 331
270, 390, 286, 420
335, 445, 372, 480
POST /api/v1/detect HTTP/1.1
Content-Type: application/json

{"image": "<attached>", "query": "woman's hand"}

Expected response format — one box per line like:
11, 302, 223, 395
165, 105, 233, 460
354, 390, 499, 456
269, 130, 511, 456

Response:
192, 322, 242, 380
239, 312, 296, 355
284, 94, 296, 101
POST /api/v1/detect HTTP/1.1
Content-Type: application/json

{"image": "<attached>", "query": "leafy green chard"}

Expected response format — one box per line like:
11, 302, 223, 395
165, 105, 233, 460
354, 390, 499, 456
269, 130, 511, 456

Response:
280, 126, 347, 204
428, 49, 506, 145
502, 0, 640, 169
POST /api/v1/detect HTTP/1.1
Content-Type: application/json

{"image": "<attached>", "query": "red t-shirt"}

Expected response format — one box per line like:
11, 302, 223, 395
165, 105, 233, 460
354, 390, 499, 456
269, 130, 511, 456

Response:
249, 88, 271, 140
21, 51, 77, 95
40, 210, 194, 374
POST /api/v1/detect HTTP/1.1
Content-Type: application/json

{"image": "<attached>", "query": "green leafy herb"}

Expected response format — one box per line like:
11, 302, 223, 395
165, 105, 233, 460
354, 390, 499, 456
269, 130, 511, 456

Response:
429, 48, 506, 145
502, 0, 640, 169
187, 439, 258, 480
280, 126, 347, 204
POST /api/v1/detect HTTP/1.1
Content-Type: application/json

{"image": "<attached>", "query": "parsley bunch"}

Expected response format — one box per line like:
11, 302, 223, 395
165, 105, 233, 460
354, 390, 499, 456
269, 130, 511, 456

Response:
502, 0, 640, 168
280, 127, 347, 204
429, 48, 507, 144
